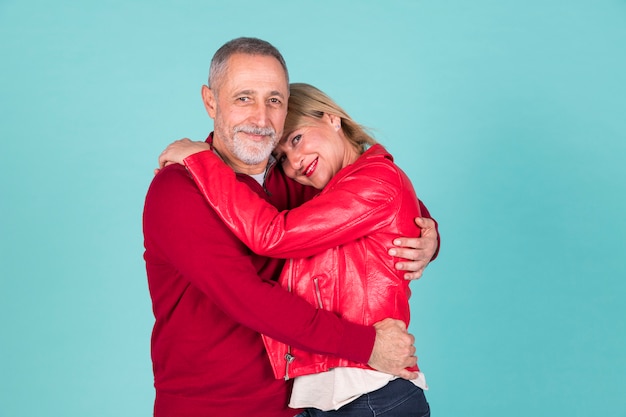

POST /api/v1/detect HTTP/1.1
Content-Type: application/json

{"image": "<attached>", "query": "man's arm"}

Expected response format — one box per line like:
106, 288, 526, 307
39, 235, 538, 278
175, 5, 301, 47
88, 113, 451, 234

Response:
144, 165, 416, 376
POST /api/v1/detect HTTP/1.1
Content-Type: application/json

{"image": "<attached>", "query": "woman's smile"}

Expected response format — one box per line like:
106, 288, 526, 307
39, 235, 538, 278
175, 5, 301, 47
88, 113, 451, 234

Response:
304, 158, 318, 177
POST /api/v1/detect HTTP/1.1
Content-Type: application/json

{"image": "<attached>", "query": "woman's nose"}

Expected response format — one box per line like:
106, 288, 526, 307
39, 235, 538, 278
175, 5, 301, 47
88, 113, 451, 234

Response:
287, 154, 303, 172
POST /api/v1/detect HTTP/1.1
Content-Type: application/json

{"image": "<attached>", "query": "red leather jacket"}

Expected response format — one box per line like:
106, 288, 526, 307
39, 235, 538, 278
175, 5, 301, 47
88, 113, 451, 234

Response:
184, 144, 423, 380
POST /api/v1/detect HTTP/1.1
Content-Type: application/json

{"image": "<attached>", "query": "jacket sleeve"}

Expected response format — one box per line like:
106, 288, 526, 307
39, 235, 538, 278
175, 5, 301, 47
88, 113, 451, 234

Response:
143, 165, 375, 363
184, 150, 416, 259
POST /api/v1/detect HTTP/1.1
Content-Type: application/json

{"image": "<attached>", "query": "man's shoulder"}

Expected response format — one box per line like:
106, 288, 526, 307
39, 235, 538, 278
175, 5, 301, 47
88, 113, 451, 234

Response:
143, 164, 241, 244
144, 164, 208, 221
146, 164, 204, 204
150, 164, 193, 189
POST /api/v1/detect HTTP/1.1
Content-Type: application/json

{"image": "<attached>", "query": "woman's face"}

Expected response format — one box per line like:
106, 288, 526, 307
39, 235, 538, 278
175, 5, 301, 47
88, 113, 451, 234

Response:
273, 114, 357, 189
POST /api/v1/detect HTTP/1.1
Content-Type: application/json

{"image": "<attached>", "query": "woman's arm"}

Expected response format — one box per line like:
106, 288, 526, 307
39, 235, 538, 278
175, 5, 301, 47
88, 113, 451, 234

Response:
156, 137, 439, 274
184, 149, 417, 259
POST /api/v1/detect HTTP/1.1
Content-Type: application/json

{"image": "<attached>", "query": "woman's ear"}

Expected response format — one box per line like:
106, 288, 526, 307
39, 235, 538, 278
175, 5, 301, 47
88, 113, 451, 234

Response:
326, 113, 342, 131
201, 85, 217, 119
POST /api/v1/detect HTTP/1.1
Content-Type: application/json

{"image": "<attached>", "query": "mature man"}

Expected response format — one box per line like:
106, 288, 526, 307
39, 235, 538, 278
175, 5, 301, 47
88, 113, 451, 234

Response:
143, 37, 439, 417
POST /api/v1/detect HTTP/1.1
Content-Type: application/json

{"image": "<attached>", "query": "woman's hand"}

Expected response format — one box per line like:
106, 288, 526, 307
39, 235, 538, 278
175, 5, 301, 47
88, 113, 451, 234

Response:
158, 138, 211, 169
389, 217, 439, 280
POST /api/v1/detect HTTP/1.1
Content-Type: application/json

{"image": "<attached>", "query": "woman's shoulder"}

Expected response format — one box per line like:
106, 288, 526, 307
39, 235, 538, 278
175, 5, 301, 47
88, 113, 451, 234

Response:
362, 143, 391, 159
356, 144, 403, 175
337, 144, 402, 188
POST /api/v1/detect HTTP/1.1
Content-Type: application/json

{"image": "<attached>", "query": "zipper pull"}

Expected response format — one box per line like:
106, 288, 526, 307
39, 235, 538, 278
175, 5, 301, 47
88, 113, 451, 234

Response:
284, 353, 295, 381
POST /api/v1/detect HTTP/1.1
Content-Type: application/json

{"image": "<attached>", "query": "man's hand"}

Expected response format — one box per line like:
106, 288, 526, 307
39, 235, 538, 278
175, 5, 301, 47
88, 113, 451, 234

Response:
158, 138, 211, 169
368, 318, 418, 380
389, 217, 438, 280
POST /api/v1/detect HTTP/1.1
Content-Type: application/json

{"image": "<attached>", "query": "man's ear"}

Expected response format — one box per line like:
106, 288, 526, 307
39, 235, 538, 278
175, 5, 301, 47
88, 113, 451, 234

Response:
201, 85, 217, 119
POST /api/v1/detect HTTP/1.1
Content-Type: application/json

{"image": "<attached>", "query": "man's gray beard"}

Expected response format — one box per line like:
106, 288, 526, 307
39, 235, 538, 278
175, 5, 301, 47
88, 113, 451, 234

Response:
229, 126, 278, 166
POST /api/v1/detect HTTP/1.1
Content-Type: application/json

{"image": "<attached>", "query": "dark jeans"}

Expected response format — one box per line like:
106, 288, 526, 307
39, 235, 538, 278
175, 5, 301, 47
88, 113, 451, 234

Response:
294, 378, 430, 417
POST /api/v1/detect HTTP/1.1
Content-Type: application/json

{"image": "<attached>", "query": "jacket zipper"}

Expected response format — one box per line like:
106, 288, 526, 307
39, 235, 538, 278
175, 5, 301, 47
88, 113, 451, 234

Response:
284, 259, 294, 380
285, 277, 323, 380
284, 277, 323, 380
313, 277, 324, 309
284, 350, 295, 381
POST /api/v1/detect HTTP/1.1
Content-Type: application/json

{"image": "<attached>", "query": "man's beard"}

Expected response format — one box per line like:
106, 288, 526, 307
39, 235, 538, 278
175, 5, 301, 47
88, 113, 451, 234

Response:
219, 124, 279, 166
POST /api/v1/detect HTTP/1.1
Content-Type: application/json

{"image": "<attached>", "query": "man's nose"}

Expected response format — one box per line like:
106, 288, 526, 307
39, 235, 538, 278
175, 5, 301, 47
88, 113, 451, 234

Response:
249, 102, 269, 127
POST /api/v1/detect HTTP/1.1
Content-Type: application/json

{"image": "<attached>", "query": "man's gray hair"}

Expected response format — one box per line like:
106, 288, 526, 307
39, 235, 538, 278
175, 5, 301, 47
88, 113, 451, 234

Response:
208, 37, 289, 90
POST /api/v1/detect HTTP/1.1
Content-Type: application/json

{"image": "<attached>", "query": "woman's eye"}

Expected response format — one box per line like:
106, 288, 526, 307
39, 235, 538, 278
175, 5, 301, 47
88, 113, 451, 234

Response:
292, 134, 301, 145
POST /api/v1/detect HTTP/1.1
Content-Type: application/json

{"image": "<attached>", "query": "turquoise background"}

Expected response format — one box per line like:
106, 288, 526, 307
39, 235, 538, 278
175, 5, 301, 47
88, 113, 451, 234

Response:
1, 1, 624, 416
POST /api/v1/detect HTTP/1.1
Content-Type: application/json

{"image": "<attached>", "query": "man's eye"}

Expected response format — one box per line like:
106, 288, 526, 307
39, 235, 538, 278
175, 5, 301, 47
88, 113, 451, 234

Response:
237, 97, 250, 102
269, 98, 281, 104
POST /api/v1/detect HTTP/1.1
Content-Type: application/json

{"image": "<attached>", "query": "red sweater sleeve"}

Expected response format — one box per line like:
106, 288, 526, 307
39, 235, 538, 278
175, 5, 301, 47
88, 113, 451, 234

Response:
143, 165, 375, 363
184, 150, 417, 259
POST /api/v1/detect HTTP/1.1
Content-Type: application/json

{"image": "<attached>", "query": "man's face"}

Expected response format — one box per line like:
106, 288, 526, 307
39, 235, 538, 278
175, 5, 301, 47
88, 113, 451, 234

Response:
204, 53, 289, 172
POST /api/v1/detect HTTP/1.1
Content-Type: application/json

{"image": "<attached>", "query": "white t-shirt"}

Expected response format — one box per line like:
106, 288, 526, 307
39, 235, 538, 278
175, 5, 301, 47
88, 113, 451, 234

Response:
289, 368, 428, 411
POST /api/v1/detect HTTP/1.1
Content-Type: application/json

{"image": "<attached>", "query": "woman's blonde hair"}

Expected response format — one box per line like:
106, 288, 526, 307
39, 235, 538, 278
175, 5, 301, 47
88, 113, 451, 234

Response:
284, 83, 377, 153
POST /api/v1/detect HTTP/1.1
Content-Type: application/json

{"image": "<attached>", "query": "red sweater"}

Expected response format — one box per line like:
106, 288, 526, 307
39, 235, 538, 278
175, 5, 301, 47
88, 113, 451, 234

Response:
143, 144, 377, 416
